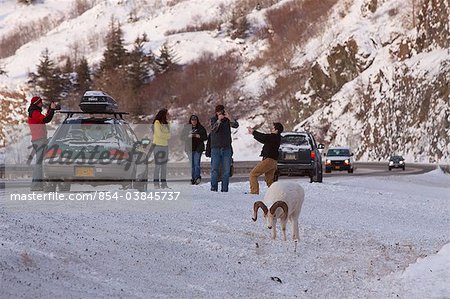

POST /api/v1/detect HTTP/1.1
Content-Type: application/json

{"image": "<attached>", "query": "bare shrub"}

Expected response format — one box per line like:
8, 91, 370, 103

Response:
17, 0, 36, 4
234, 0, 280, 12
87, 31, 104, 53
92, 69, 139, 113
69, 0, 95, 18
165, 20, 221, 35
388, 7, 399, 16
0, 16, 64, 59
167, 0, 186, 6
262, 63, 313, 129
259, 0, 338, 69
137, 51, 239, 118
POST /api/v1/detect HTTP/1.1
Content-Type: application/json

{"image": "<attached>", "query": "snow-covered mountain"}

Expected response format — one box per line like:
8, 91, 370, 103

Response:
0, 0, 449, 163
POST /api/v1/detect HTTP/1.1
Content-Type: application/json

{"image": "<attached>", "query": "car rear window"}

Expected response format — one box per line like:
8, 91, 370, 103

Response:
54, 119, 124, 143
281, 135, 309, 146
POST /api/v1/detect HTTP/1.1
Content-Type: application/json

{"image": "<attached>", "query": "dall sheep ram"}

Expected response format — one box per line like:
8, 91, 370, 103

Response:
252, 181, 305, 240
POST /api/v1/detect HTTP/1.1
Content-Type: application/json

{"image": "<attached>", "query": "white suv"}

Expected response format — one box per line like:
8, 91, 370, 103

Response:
324, 146, 354, 173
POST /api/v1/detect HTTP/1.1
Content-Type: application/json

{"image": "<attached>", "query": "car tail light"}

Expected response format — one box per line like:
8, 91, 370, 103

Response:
45, 148, 62, 159
310, 151, 315, 160
109, 149, 129, 160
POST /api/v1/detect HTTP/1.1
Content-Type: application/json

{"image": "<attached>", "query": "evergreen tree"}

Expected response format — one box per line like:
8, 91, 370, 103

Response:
155, 42, 177, 73
75, 57, 91, 93
99, 19, 128, 73
32, 49, 65, 100
230, 8, 249, 39
127, 33, 155, 90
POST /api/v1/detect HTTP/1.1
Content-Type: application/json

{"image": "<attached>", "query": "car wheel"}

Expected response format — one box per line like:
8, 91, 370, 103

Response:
402, 167, 405, 171
316, 170, 323, 183
389, 167, 392, 171
43, 181, 56, 192
59, 182, 71, 192
348, 169, 353, 174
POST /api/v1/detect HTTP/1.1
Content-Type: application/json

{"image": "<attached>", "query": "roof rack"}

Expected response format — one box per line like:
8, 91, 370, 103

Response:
58, 110, 129, 120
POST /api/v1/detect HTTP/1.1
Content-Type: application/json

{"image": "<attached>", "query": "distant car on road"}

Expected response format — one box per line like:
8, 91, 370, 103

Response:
275, 132, 324, 183
324, 146, 354, 173
388, 155, 405, 171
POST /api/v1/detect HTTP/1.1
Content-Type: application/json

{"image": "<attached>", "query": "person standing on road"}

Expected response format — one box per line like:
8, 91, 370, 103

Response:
247, 122, 283, 195
27, 96, 57, 191
152, 108, 171, 189
185, 115, 208, 185
209, 104, 239, 192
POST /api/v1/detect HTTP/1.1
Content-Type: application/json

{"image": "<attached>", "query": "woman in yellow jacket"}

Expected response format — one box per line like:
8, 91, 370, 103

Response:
152, 108, 171, 188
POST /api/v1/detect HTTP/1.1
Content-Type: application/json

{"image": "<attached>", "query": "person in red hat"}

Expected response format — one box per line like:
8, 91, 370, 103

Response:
27, 96, 57, 191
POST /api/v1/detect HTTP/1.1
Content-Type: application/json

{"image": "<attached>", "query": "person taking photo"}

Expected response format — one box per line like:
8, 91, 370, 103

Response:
27, 96, 57, 191
209, 104, 239, 192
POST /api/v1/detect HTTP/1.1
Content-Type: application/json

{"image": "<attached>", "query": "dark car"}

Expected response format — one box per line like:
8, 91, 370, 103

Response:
42, 111, 150, 192
388, 155, 405, 171
275, 132, 324, 183
324, 146, 354, 173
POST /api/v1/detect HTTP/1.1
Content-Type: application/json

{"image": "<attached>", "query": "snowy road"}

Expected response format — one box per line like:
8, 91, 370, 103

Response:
0, 170, 449, 298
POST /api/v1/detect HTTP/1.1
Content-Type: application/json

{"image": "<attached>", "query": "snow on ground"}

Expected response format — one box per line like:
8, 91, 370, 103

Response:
0, 169, 449, 298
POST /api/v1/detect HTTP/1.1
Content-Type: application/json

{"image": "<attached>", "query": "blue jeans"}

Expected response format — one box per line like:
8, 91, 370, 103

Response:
190, 151, 202, 180
210, 147, 232, 192
153, 145, 168, 181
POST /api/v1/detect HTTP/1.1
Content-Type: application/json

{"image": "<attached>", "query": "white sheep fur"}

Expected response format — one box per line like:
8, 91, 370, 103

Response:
252, 181, 305, 241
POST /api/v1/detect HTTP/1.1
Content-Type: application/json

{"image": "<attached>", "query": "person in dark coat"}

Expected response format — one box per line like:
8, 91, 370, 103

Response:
185, 115, 208, 184
209, 104, 239, 192
27, 96, 57, 191
247, 122, 283, 194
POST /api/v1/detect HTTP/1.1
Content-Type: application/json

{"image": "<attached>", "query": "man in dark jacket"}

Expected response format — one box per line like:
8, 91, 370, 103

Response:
27, 96, 57, 191
210, 104, 239, 192
247, 122, 283, 194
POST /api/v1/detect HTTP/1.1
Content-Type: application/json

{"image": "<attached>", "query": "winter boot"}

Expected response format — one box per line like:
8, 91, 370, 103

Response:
153, 179, 160, 189
160, 179, 171, 189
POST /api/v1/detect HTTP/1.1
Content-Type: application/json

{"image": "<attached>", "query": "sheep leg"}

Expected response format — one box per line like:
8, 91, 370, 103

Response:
271, 218, 277, 239
281, 220, 287, 241
292, 218, 299, 240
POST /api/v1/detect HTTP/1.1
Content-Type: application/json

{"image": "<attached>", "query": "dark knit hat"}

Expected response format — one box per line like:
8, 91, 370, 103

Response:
273, 122, 284, 134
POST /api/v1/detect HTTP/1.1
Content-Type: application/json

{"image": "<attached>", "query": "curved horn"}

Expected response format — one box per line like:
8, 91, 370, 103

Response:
252, 201, 268, 221
270, 201, 288, 221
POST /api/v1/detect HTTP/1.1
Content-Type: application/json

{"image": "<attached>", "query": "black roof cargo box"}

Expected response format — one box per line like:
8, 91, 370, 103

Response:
79, 91, 118, 112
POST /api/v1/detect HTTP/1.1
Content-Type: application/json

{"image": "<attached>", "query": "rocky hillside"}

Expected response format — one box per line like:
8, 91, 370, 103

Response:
293, 0, 449, 162
0, 0, 448, 162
